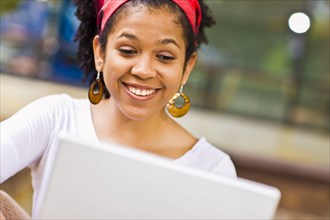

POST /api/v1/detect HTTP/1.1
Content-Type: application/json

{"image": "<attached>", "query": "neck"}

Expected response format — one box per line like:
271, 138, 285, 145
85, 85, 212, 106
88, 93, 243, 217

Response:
92, 98, 172, 148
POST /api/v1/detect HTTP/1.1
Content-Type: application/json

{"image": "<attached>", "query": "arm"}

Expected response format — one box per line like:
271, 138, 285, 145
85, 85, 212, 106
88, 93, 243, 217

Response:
0, 95, 63, 183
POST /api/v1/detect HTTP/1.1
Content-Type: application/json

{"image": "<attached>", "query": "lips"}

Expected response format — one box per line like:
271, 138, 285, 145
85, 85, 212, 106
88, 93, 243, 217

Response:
123, 82, 160, 98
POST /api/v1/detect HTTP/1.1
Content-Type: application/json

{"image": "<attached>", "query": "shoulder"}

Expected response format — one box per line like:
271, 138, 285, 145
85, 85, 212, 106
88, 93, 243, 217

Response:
199, 139, 237, 177
28, 93, 88, 113
32, 93, 78, 106
5, 93, 88, 125
175, 138, 237, 178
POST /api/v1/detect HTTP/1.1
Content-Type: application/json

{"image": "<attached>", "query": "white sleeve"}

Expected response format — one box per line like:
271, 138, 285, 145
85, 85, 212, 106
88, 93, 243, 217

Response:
212, 155, 237, 178
0, 95, 65, 183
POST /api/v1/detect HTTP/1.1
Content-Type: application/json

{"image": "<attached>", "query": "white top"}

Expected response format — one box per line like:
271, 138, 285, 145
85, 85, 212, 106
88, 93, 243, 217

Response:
0, 94, 236, 215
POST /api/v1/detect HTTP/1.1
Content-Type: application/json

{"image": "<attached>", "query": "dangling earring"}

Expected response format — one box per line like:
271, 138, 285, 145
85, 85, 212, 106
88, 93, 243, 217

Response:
88, 71, 104, 105
167, 85, 190, 118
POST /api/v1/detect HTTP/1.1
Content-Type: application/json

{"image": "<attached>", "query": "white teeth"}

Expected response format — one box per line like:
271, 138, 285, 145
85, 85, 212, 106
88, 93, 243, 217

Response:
128, 86, 156, 97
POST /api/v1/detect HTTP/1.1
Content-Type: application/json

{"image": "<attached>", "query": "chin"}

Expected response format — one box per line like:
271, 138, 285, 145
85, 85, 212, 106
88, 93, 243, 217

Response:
121, 106, 166, 121
121, 108, 155, 121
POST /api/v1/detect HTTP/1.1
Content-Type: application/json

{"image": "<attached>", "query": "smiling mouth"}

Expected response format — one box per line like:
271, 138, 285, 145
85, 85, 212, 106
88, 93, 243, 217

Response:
125, 84, 158, 97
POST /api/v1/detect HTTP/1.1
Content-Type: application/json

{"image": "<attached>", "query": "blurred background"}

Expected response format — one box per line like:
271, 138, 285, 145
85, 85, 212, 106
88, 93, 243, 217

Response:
0, 0, 329, 219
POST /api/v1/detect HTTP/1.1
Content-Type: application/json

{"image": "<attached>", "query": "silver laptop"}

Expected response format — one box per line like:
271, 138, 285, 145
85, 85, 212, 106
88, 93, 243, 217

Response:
35, 132, 281, 219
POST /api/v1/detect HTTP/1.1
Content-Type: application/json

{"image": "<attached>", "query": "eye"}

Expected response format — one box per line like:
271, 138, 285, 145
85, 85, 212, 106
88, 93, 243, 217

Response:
157, 54, 175, 62
118, 48, 137, 56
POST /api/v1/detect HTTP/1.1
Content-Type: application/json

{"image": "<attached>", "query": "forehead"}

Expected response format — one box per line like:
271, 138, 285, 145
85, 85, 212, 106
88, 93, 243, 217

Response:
109, 4, 185, 45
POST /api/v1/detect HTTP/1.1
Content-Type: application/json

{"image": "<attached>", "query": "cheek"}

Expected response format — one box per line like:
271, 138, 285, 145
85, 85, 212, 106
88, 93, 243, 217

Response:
167, 76, 181, 92
160, 66, 184, 90
102, 55, 129, 83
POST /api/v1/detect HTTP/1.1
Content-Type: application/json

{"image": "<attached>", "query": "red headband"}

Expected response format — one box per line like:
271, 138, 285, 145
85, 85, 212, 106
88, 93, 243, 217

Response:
96, 0, 201, 35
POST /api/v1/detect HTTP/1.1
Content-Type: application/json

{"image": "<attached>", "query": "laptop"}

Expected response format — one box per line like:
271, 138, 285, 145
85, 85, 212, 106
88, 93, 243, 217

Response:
35, 131, 281, 219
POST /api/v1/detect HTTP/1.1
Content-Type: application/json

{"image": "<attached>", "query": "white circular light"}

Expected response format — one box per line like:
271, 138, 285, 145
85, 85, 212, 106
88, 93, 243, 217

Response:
288, 12, 311, 34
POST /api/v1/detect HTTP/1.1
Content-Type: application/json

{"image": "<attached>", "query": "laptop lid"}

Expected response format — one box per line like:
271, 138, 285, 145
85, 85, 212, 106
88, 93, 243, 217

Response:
35, 132, 281, 219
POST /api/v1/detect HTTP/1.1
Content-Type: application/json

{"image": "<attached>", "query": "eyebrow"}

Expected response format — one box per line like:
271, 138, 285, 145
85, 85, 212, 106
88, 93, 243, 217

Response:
116, 32, 140, 41
116, 31, 180, 49
156, 38, 181, 49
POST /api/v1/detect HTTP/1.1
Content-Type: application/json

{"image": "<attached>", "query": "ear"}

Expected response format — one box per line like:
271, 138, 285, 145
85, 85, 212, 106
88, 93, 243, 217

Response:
93, 35, 104, 72
181, 53, 198, 85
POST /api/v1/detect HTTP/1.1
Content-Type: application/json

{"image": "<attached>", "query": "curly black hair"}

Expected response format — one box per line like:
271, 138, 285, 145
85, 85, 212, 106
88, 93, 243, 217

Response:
73, 0, 215, 98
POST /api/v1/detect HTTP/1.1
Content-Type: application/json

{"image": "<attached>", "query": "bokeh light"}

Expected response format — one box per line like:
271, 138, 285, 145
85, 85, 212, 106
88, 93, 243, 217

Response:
288, 12, 311, 34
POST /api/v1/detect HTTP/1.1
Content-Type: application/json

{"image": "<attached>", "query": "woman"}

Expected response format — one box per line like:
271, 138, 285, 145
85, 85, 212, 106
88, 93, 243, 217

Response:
0, 0, 236, 217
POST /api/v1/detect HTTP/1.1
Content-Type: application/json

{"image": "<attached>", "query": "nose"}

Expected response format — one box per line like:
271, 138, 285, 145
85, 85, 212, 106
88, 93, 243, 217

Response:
131, 54, 156, 79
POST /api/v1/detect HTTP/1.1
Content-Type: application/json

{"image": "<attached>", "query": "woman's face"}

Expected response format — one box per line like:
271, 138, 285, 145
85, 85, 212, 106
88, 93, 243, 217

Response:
93, 5, 197, 120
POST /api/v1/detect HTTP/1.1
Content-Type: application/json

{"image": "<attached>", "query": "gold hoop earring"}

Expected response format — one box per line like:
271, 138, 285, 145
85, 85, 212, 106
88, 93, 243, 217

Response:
88, 72, 104, 105
167, 85, 190, 118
